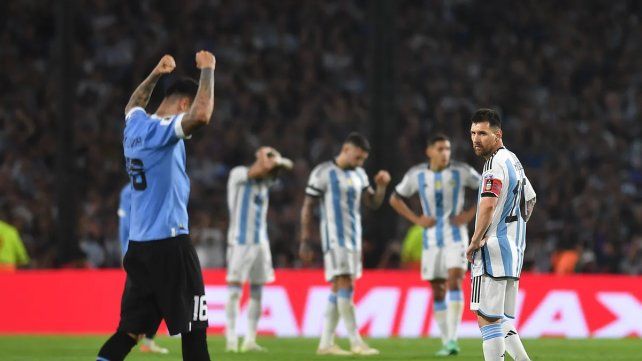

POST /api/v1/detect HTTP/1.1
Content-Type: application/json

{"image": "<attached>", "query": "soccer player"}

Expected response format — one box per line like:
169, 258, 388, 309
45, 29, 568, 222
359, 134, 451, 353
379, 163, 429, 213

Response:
466, 109, 535, 361
97, 51, 215, 361
389, 134, 480, 356
300, 133, 391, 356
117, 182, 169, 355
224, 146, 293, 353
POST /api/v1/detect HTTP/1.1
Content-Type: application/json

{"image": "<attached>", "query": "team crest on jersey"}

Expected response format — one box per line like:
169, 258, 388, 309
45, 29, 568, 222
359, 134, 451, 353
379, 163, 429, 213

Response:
435, 180, 442, 190
485, 179, 493, 191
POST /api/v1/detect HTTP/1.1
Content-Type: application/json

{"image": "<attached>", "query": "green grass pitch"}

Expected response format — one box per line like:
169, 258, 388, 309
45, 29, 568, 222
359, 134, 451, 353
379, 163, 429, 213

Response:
0, 335, 639, 360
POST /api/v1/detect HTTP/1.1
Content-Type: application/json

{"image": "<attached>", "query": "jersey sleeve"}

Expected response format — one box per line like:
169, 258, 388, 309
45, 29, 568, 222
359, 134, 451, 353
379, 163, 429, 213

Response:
395, 169, 418, 198
144, 113, 191, 148
523, 175, 536, 201
481, 162, 505, 198
125, 107, 146, 122
463, 164, 482, 189
357, 168, 370, 191
306, 164, 328, 197
227, 166, 249, 187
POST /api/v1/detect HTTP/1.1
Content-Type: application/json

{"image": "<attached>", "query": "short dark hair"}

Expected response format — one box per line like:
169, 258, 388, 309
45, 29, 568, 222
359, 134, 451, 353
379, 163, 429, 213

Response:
344, 132, 371, 152
165, 77, 198, 100
427, 133, 450, 147
471, 108, 502, 129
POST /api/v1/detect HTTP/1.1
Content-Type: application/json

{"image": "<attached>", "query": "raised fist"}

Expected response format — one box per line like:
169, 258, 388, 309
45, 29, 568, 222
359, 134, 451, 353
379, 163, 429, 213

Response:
374, 170, 391, 187
195, 50, 216, 70
153, 54, 176, 75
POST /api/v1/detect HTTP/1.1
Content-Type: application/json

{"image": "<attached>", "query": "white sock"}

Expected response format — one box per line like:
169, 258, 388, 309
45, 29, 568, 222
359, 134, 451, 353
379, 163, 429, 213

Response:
225, 285, 242, 346
502, 318, 530, 361
447, 290, 464, 342
481, 323, 505, 361
433, 299, 448, 345
245, 285, 262, 344
337, 288, 363, 347
318, 293, 339, 349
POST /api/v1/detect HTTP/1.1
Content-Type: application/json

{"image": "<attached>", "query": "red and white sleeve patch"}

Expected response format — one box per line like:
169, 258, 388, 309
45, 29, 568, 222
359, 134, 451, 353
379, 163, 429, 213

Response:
482, 176, 502, 197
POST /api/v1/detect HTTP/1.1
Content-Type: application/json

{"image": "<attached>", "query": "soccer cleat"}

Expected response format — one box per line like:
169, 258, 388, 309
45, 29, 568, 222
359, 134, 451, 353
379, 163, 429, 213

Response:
241, 340, 268, 352
139, 340, 169, 354
350, 343, 380, 356
225, 339, 238, 353
435, 340, 460, 356
316, 344, 352, 356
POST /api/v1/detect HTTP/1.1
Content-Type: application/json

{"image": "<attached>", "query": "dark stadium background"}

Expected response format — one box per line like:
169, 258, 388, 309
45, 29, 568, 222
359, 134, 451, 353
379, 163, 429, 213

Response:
0, 0, 641, 275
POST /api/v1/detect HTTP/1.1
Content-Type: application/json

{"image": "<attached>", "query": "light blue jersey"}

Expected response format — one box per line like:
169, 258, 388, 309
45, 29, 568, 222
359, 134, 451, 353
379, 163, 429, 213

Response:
117, 183, 132, 254
123, 106, 192, 242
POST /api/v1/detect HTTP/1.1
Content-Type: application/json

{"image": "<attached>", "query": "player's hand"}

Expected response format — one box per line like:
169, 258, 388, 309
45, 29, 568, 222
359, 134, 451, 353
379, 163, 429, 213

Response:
153, 55, 176, 75
299, 241, 315, 263
450, 213, 469, 226
466, 237, 487, 263
415, 215, 436, 228
374, 170, 391, 187
195, 50, 216, 69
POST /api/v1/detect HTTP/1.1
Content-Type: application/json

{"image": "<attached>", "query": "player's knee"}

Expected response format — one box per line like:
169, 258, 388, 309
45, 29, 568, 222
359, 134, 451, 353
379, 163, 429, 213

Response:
249, 284, 263, 300
477, 312, 501, 325
337, 286, 353, 300
228, 285, 242, 301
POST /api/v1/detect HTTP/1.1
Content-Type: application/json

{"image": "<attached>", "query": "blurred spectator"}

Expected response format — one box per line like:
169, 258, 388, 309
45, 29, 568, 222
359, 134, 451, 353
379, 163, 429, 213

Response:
0, 208, 30, 272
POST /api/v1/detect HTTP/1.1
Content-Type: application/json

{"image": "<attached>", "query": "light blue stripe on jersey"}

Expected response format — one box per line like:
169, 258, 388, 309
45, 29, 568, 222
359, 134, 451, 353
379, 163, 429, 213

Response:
435, 172, 445, 247
450, 170, 462, 242
253, 191, 264, 244
497, 159, 518, 277
329, 170, 345, 247
417, 172, 431, 249
237, 183, 253, 245
346, 175, 357, 248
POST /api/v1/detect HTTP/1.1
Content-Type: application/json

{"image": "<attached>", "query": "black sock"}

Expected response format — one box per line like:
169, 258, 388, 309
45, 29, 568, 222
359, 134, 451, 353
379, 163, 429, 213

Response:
181, 328, 210, 361
97, 331, 137, 361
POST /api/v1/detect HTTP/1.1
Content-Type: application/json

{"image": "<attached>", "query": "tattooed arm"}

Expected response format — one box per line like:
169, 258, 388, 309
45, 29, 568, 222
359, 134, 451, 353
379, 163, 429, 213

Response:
181, 51, 216, 136
125, 55, 175, 115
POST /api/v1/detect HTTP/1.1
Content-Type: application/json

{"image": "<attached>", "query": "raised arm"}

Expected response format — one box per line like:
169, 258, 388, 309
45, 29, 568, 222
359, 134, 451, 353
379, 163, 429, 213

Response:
181, 51, 216, 136
125, 55, 176, 115
299, 195, 318, 263
362, 170, 391, 210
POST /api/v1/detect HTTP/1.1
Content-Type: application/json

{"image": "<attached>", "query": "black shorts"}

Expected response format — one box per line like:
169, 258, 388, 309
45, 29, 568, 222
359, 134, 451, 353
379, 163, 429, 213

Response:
118, 235, 208, 336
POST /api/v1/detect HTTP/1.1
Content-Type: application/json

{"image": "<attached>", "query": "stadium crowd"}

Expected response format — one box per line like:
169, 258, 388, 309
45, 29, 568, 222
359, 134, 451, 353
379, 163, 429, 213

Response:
0, 0, 640, 274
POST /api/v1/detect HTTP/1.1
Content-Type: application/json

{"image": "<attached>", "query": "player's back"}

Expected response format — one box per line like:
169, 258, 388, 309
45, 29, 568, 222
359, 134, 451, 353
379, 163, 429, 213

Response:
226, 166, 272, 246
123, 107, 191, 241
477, 147, 535, 278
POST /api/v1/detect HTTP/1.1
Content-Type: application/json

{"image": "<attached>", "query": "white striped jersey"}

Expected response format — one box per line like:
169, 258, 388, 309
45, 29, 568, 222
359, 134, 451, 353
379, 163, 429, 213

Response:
395, 161, 481, 249
305, 161, 370, 252
472, 147, 536, 279
227, 166, 275, 246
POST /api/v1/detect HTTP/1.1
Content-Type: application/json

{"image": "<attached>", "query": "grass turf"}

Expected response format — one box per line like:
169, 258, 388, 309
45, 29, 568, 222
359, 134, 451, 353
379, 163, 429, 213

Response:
0, 335, 640, 360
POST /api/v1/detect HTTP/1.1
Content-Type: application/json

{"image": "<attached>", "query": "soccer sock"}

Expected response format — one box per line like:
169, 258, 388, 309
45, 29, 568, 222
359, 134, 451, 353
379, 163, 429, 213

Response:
337, 287, 363, 347
225, 285, 242, 346
319, 292, 339, 349
481, 323, 505, 361
97, 331, 137, 361
446, 290, 464, 342
181, 328, 211, 361
245, 284, 263, 344
502, 318, 530, 361
433, 299, 448, 345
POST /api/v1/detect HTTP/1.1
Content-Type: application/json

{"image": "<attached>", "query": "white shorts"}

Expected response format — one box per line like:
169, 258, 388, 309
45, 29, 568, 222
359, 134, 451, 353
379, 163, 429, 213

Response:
470, 275, 519, 319
421, 243, 467, 281
323, 248, 362, 282
226, 243, 275, 284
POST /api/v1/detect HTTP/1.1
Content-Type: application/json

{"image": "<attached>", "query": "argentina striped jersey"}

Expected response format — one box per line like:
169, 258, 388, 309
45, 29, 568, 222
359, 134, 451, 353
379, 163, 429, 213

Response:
227, 166, 274, 246
305, 161, 370, 252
